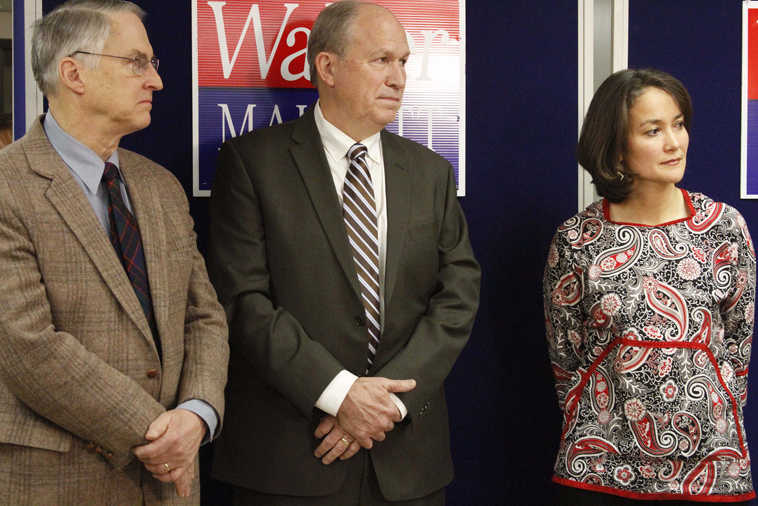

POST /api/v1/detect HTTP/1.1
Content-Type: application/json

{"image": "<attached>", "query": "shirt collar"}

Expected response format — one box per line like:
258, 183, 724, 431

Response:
314, 101, 381, 165
43, 111, 120, 193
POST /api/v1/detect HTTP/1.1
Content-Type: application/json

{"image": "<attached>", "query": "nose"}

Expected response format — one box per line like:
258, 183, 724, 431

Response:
663, 128, 681, 151
386, 60, 406, 90
144, 63, 163, 91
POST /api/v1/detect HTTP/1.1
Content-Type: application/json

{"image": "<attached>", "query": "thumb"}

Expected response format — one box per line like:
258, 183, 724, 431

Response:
386, 378, 416, 393
145, 412, 172, 441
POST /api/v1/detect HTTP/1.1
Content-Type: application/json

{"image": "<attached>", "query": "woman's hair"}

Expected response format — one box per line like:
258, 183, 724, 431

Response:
576, 68, 692, 203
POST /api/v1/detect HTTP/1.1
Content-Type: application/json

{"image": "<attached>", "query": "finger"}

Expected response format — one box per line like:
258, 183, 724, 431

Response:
314, 428, 346, 458
151, 472, 175, 483
150, 464, 182, 483
145, 462, 173, 475
385, 379, 416, 393
134, 437, 173, 463
321, 437, 352, 465
314, 416, 336, 438
339, 441, 361, 461
178, 462, 195, 498
145, 411, 173, 441
371, 430, 386, 442
175, 472, 192, 498
356, 434, 373, 449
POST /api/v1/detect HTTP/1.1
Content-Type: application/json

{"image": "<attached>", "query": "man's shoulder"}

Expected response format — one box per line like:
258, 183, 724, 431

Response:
380, 129, 452, 172
226, 113, 304, 150
0, 125, 52, 178
117, 148, 185, 197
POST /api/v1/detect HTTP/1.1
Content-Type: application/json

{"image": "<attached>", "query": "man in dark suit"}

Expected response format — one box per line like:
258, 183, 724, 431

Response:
209, 2, 480, 504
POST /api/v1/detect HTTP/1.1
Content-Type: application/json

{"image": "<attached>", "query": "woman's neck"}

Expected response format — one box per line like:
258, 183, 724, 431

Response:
608, 184, 688, 225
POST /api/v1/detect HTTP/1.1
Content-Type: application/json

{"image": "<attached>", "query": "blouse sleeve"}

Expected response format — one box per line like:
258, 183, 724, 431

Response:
721, 209, 756, 407
543, 229, 586, 409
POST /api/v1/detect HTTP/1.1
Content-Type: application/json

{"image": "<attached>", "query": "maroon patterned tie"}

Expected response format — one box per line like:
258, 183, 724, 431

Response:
102, 163, 160, 356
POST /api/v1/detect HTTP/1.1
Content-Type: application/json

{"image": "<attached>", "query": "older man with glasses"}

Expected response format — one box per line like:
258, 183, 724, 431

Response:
0, 0, 229, 503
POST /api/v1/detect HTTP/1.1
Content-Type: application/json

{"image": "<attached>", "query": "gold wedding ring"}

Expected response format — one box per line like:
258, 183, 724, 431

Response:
163, 463, 171, 473
340, 436, 351, 445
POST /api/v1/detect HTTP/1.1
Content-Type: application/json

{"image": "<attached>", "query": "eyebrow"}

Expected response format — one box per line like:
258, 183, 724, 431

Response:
368, 49, 410, 59
638, 113, 684, 127
127, 49, 152, 59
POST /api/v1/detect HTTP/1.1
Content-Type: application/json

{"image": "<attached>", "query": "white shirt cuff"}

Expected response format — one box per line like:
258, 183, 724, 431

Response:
315, 370, 358, 416
389, 393, 408, 420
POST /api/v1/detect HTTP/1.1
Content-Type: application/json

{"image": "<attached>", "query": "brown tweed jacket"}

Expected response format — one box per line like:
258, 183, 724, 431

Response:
0, 118, 229, 505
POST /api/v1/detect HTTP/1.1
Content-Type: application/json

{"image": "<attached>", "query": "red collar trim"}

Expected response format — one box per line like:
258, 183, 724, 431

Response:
602, 188, 695, 227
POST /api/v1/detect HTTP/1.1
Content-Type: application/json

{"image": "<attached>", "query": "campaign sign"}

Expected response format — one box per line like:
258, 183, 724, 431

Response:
743, 2, 758, 197
192, 0, 465, 196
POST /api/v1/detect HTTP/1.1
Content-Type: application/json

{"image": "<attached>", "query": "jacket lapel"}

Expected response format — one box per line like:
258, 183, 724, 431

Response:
290, 111, 362, 299
22, 120, 156, 349
381, 131, 410, 308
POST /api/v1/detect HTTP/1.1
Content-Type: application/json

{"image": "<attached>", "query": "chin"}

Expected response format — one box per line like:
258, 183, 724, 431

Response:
374, 111, 399, 127
134, 114, 152, 130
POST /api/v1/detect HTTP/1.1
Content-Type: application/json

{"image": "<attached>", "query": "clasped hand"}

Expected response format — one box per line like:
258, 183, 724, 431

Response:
133, 409, 207, 497
313, 377, 415, 465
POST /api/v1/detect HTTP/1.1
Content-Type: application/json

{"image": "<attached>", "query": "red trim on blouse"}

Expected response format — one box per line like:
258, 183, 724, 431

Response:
553, 476, 757, 502
603, 188, 696, 227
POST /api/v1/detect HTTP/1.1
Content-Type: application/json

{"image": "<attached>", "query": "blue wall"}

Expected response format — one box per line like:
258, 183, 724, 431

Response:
453, 2, 577, 504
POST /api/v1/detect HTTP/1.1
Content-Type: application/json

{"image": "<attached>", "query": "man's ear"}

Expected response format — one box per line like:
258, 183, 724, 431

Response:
314, 51, 338, 87
58, 57, 87, 95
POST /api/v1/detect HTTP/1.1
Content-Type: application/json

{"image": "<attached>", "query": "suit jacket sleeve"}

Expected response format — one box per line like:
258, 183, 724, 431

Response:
373, 162, 481, 417
0, 167, 164, 469
209, 140, 343, 417
165, 174, 229, 435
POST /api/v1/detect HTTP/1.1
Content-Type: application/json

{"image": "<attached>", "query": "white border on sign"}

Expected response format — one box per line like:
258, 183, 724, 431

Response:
457, 0, 466, 196
191, 0, 208, 197
741, 2, 758, 198
24, 0, 43, 132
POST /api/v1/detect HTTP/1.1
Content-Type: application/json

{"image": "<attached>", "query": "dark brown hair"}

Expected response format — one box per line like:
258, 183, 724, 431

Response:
576, 68, 692, 203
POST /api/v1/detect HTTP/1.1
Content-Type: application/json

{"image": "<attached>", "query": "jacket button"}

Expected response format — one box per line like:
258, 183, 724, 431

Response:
146, 369, 159, 378
355, 316, 365, 327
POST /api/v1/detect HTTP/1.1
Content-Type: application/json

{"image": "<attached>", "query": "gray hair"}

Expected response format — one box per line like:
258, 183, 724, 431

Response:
32, 0, 145, 97
306, 0, 365, 87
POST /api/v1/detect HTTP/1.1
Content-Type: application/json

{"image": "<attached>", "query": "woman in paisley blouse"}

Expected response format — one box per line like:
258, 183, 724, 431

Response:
544, 68, 757, 505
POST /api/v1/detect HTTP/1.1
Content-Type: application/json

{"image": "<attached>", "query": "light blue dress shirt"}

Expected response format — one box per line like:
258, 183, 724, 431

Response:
42, 112, 218, 442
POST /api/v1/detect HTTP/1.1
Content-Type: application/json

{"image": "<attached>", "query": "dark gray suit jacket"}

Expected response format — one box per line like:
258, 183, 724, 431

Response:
209, 108, 480, 501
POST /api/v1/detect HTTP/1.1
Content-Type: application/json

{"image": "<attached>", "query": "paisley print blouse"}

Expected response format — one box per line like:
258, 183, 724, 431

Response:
543, 190, 756, 502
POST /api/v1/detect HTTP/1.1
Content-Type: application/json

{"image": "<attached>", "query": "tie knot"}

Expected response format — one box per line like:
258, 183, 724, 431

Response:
347, 143, 367, 163
102, 162, 120, 184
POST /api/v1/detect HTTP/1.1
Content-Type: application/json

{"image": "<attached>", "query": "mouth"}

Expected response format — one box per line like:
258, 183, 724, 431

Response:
661, 157, 682, 166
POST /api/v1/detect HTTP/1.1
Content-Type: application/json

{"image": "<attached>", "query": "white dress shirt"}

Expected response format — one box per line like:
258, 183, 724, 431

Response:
312, 102, 407, 419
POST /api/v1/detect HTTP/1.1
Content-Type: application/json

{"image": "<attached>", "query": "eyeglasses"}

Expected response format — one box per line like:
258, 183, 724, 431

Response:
69, 50, 159, 76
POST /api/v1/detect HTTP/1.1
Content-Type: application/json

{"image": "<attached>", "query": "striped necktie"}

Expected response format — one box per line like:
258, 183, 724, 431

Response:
343, 143, 381, 372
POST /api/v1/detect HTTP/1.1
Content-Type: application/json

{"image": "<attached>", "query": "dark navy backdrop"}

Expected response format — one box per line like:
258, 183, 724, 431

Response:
37, 1, 580, 504
629, 3, 758, 505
